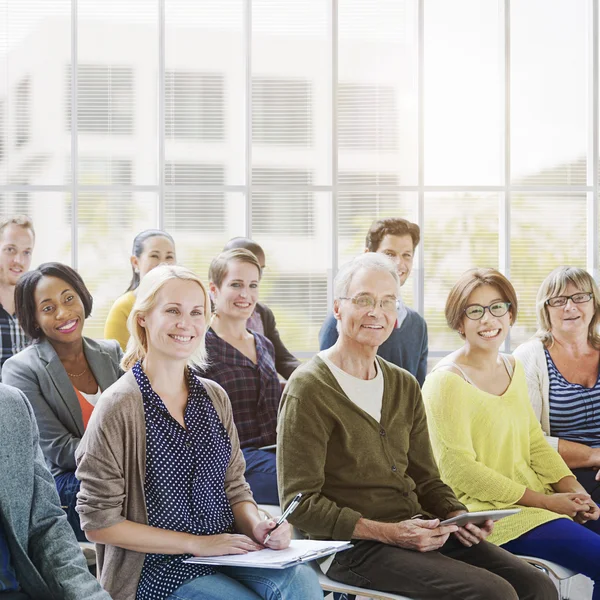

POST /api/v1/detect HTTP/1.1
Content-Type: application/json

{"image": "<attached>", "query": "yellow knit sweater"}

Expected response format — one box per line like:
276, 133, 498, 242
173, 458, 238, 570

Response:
422, 359, 573, 546
103, 291, 135, 351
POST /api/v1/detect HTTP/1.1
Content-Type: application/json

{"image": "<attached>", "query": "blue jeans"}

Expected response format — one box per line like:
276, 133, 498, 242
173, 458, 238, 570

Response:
242, 447, 279, 505
502, 514, 600, 600
54, 470, 86, 542
166, 564, 322, 600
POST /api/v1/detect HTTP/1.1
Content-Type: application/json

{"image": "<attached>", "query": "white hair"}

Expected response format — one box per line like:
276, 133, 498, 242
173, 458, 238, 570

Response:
334, 253, 401, 302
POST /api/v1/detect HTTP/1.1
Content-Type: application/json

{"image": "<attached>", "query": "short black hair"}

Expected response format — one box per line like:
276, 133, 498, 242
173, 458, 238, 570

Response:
15, 262, 93, 340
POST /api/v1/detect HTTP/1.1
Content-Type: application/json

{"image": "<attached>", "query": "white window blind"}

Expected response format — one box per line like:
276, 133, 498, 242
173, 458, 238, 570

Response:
165, 162, 226, 232
67, 64, 134, 135
424, 193, 499, 351
252, 77, 312, 147
0, 1, 599, 358
15, 77, 30, 148
165, 71, 225, 142
510, 193, 587, 348
251, 168, 314, 237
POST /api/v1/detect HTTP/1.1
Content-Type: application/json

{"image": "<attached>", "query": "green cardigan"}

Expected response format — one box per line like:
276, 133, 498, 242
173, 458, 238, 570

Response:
277, 356, 466, 541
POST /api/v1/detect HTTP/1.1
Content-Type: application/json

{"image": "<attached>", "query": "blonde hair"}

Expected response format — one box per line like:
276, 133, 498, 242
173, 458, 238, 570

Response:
0, 215, 35, 240
445, 268, 518, 338
209, 248, 262, 289
121, 264, 211, 371
535, 266, 600, 349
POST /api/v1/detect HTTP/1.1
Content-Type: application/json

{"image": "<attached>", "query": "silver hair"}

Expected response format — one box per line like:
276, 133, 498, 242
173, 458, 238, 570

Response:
334, 253, 401, 301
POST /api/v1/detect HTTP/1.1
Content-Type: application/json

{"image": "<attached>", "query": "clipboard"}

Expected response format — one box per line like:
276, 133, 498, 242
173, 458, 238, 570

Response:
183, 539, 352, 569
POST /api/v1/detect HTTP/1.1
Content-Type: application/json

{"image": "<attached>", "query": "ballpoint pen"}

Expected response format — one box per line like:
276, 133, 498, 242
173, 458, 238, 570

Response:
263, 492, 303, 544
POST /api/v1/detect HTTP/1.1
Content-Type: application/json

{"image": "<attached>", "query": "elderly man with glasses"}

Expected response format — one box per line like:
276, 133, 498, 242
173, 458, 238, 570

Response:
277, 253, 557, 600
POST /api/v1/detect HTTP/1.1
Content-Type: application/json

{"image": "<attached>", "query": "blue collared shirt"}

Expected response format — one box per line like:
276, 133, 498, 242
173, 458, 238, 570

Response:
133, 362, 235, 600
0, 519, 18, 592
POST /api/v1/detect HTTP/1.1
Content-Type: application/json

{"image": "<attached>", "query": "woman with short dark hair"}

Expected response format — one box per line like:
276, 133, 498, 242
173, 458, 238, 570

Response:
2, 262, 123, 541
423, 268, 600, 597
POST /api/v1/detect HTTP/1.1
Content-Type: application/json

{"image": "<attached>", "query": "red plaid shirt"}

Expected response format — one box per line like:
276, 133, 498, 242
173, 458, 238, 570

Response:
200, 328, 280, 448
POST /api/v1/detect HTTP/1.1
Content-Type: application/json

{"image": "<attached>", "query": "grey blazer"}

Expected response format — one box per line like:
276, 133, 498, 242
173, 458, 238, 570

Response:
0, 383, 111, 599
2, 337, 123, 476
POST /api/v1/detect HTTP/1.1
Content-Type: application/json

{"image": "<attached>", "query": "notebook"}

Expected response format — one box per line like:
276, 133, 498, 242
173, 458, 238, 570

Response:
183, 539, 352, 569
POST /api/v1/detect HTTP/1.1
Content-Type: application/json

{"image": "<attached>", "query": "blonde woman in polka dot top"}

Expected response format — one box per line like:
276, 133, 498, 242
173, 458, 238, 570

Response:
75, 265, 322, 600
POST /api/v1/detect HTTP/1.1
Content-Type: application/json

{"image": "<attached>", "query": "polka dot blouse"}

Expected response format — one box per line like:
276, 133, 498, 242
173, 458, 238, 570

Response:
133, 362, 235, 600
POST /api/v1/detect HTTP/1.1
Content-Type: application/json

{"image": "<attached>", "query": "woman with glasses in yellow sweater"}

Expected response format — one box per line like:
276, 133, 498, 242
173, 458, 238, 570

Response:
422, 268, 600, 600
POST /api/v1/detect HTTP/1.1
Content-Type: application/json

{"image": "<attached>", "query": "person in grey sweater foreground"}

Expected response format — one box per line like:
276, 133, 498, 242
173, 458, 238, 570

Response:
0, 382, 110, 600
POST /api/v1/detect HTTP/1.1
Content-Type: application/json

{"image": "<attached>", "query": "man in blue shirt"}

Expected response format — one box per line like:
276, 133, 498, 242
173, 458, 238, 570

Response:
319, 218, 428, 385
0, 383, 110, 600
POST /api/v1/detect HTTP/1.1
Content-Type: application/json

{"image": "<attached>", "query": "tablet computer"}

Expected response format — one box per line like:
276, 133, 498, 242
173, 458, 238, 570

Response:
440, 509, 520, 527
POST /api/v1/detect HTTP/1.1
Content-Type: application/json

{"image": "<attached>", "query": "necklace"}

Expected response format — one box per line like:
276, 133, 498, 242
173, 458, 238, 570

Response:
66, 366, 88, 378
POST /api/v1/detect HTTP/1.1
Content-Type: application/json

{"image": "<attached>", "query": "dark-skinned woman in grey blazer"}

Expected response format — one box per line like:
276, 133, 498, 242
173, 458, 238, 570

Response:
2, 262, 122, 541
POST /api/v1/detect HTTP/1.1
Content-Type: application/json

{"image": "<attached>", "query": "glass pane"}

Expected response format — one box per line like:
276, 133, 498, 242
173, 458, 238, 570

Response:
338, 0, 418, 185
166, 0, 243, 185
167, 192, 245, 284
0, 0, 71, 185
425, 0, 502, 185
511, 0, 588, 185
337, 187, 417, 307
79, 192, 158, 339
424, 193, 499, 350
77, 0, 158, 185
252, 0, 330, 185
252, 191, 330, 352
510, 193, 587, 348
0, 191, 72, 266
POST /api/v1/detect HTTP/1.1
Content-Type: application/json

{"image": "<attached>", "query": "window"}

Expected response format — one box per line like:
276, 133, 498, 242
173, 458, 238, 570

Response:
3, 1, 600, 357
75, 157, 133, 228
0, 101, 4, 163
164, 162, 226, 232
15, 77, 30, 148
66, 64, 134, 134
260, 272, 328, 351
165, 71, 224, 141
251, 168, 314, 236
252, 77, 312, 146
338, 83, 397, 151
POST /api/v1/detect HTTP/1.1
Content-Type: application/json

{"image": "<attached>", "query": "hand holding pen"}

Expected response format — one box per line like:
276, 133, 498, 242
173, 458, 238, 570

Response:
263, 492, 303, 545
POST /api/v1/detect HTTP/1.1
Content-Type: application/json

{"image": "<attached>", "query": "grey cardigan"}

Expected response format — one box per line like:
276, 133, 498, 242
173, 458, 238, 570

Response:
75, 369, 255, 600
0, 383, 110, 599
2, 337, 123, 476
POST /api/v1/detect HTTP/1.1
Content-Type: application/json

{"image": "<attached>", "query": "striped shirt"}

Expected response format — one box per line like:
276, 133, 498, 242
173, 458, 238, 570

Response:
0, 304, 29, 381
546, 348, 600, 448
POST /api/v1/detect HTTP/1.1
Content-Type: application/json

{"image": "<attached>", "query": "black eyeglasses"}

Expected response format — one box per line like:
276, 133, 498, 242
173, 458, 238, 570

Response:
546, 292, 593, 308
464, 302, 511, 321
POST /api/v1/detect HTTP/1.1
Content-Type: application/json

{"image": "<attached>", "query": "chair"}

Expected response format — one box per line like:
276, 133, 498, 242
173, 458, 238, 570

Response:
313, 563, 412, 600
258, 505, 411, 599
519, 555, 578, 600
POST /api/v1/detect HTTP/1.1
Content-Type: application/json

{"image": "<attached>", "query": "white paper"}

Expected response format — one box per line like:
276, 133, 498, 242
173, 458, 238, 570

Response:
184, 539, 352, 569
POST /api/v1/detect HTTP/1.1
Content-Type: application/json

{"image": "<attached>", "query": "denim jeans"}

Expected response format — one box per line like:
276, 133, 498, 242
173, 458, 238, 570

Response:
242, 447, 279, 505
54, 471, 86, 542
166, 563, 322, 600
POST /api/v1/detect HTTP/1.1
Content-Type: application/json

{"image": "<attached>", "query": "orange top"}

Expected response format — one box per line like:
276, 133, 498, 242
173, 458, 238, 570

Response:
74, 386, 95, 430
